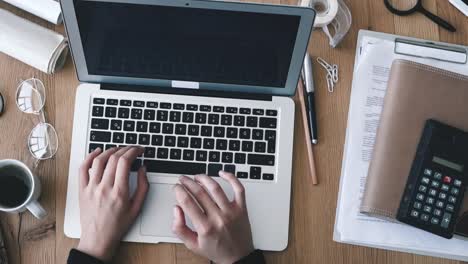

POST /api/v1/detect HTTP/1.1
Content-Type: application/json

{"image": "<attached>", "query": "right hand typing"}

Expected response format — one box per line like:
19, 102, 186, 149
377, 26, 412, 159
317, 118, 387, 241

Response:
173, 171, 255, 264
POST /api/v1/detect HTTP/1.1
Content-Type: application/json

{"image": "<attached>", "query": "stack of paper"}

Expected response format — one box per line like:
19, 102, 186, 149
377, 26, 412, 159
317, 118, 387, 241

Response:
333, 30, 468, 261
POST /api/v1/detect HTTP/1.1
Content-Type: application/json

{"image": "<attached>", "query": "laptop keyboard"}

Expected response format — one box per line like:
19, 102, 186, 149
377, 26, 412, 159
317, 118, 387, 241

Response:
88, 97, 278, 181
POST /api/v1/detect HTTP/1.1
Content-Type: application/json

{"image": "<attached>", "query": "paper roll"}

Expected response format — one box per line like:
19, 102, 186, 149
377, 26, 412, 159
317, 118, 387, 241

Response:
301, 0, 339, 27
0, 8, 68, 74
2, 0, 62, 25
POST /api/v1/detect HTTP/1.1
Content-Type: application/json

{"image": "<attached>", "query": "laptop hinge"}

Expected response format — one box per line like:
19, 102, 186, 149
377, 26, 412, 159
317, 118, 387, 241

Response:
100, 83, 273, 101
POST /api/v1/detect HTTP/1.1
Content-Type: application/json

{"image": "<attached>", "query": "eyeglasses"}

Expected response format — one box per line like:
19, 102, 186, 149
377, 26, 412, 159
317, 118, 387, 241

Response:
15, 78, 58, 164
384, 0, 456, 32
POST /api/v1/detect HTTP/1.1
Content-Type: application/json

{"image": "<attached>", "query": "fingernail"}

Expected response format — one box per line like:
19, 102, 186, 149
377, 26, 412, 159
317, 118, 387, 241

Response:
94, 147, 101, 153
218, 170, 224, 176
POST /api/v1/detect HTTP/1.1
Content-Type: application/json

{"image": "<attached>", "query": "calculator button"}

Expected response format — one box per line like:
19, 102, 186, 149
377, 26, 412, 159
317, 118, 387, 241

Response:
441, 184, 450, 191
441, 212, 452, 228
416, 193, 425, 201
438, 193, 447, 200
426, 197, 435, 204
421, 177, 430, 184
434, 172, 442, 180
448, 196, 457, 204
436, 201, 444, 208
423, 205, 432, 213
443, 176, 452, 184
411, 210, 420, 218
454, 179, 462, 187
421, 214, 430, 222
418, 185, 427, 193
424, 169, 432, 176
433, 209, 442, 216
428, 189, 437, 196
451, 188, 459, 195
413, 202, 422, 209
431, 217, 440, 225
431, 181, 440, 188
446, 204, 455, 212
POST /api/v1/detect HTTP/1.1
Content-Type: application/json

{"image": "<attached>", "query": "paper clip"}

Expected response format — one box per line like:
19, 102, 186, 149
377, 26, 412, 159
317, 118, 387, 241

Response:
317, 57, 339, 93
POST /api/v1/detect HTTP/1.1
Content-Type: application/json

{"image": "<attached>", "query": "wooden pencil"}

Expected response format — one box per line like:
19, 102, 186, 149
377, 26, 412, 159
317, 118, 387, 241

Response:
297, 79, 318, 185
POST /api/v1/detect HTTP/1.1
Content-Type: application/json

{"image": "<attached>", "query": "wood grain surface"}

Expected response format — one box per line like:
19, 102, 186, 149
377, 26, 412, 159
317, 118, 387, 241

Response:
0, 0, 467, 263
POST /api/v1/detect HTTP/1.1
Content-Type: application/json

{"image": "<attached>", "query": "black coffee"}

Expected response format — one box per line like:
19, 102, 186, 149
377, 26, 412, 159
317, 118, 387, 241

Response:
0, 166, 31, 208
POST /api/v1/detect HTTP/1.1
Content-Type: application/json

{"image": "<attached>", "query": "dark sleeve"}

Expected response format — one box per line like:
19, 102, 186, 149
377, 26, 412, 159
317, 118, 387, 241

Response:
234, 250, 265, 264
67, 249, 105, 264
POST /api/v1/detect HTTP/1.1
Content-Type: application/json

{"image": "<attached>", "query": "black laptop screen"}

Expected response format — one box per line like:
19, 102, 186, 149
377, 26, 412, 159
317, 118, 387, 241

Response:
74, 1, 301, 88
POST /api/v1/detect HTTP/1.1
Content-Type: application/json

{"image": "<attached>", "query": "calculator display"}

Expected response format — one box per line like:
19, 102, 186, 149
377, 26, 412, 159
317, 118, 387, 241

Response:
433, 156, 464, 172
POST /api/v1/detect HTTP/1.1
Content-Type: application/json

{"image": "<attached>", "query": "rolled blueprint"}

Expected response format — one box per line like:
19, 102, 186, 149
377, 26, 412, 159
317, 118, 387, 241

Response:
2, 0, 62, 25
0, 9, 68, 74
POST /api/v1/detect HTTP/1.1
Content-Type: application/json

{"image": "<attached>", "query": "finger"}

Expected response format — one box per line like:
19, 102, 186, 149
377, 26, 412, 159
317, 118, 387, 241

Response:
79, 148, 102, 189
172, 205, 198, 250
101, 146, 133, 186
130, 166, 149, 218
194, 174, 230, 210
219, 171, 246, 208
113, 146, 145, 189
174, 184, 207, 229
179, 176, 219, 215
90, 147, 120, 184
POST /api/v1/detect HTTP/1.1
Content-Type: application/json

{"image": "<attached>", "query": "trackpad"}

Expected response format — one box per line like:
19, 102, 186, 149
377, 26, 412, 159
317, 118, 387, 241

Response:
140, 184, 178, 237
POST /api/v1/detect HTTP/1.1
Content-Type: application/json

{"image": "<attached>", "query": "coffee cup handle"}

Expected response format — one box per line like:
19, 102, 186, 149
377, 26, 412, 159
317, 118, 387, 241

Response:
27, 201, 47, 219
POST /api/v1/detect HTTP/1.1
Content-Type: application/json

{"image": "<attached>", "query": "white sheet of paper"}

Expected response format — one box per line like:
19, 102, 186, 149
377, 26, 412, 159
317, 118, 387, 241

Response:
334, 36, 468, 261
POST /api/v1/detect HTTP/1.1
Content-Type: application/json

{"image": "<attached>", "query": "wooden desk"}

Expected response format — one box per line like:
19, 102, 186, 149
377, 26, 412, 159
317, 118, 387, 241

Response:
0, 0, 467, 263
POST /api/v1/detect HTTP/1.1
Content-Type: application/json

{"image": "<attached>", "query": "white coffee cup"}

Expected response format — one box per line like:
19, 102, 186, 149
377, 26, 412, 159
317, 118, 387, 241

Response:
0, 159, 47, 219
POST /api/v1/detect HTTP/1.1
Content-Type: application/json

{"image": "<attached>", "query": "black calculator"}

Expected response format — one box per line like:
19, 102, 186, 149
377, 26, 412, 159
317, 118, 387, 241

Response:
397, 120, 468, 239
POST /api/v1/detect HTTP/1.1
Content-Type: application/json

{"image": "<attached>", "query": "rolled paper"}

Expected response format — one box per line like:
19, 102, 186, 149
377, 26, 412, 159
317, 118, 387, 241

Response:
2, 0, 62, 25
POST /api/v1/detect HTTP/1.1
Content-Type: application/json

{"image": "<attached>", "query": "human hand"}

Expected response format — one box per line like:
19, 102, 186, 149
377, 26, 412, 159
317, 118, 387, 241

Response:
173, 171, 254, 264
77, 146, 149, 262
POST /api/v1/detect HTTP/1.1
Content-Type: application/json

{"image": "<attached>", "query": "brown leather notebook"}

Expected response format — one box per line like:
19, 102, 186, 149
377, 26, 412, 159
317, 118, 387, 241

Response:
360, 59, 468, 236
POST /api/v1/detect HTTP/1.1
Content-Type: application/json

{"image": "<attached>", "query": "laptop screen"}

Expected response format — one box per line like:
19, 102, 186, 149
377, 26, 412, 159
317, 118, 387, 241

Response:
74, 0, 301, 88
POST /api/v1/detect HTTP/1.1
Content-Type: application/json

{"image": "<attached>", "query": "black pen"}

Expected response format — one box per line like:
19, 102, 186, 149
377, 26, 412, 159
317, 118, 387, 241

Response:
302, 54, 318, 144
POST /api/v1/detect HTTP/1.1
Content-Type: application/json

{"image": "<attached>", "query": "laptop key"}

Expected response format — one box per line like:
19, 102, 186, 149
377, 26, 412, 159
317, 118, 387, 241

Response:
93, 98, 105, 105
229, 140, 240, 151
203, 138, 215, 149
214, 127, 225, 138
224, 164, 236, 175
248, 154, 275, 166
208, 164, 223, 177
105, 144, 117, 150
110, 120, 122, 130
118, 108, 130, 118
227, 128, 238, 138
209, 151, 220, 162
131, 159, 142, 171
240, 108, 251, 115
131, 109, 142, 119
183, 150, 195, 161
147, 101, 158, 108
157, 110, 168, 121
265, 130, 276, 141
239, 129, 250, 139
165, 136, 176, 147
213, 106, 224, 113
216, 139, 228, 150
250, 166, 261, 179
107, 99, 118, 105
136, 122, 148, 132
175, 124, 187, 135
190, 138, 202, 149
247, 117, 258, 127
253, 109, 264, 115
92, 106, 104, 117
208, 114, 219, 125
90, 131, 111, 142
195, 113, 207, 124
145, 160, 206, 175
196, 150, 208, 161
234, 116, 245, 126
105, 107, 117, 118
170, 111, 181, 122
144, 147, 156, 158
173, 103, 184, 110
259, 117, 277, 129
255, 142, 266, 153
177, 137, 189, 148
266, 110, 278, 116
89, 143, 104, 153
139, 134, 151, 145
187, 104, 198, 111
200, 105, 211, 112
120, 100, 132, 106
133, 101, 145, 107
227, 107, 238, 114
170, 149, 182, 160
162, 123, 174, 134
188, 125, 199, 136
151, 135, 163, 146
183, 112, 194, 123
267, 139, 276, 154
263, 174, 274, 180
160, 103, 171, 109
201, 126, 212, 137
235, 153, 246, 164
144, 109, 156, 120
123, 121, 135, 131
252, 129, 263, 140
242, 141, 253, 152
237, 172, 248, 179
91, 118, 109, 130
113, 132, 124, 144
157, 148, 169, 159
221, 115, 232, 125
149, 122, 161, 133
125, 133, 137, 144
222, 152, 233, 163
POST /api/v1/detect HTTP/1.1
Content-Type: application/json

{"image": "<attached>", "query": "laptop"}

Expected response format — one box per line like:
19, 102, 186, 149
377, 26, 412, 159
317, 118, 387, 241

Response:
62, 0, 315, 251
